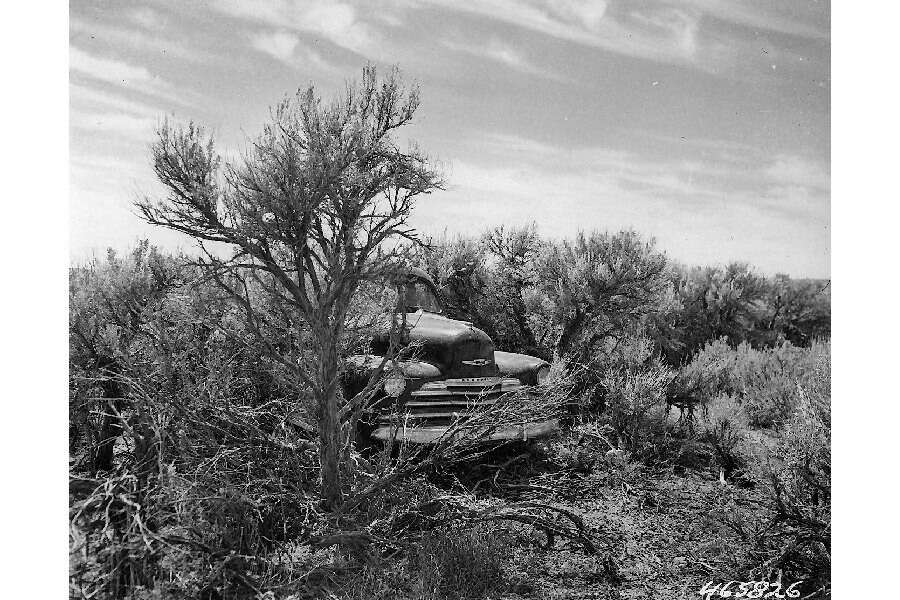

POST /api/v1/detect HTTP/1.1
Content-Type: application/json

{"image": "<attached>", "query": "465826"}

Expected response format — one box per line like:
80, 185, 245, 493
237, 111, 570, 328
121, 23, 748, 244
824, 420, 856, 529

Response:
699, 580, 803, 599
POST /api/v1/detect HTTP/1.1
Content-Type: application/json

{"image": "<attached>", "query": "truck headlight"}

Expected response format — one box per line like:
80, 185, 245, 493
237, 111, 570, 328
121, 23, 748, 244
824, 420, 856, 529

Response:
383, 372, 407, 397
535, 365, 550, 385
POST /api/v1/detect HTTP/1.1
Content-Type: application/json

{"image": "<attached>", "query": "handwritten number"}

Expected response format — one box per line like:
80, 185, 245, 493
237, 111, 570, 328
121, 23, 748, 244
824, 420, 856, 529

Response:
747, 581, 769, 599
785, 582, 803, 598
705, 580, 802, 599
720, 581, 737, 597
699, 581, 722, 600
735, 581, 753, 598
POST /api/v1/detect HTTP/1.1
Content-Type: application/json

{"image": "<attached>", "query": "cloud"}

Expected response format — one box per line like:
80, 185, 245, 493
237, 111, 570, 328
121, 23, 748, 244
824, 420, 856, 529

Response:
766, 155, 830, 191
481, 39, 533, 71
215, 0, 376, 56
758, 185, 829, 220
440, 133, 713, 227
441, 132, 828, 230
441, 36, 564, 81
128, 7, 164, 29
69, 46, 187, 105
70, 83, 159, 117
70, 153, 154, 189
70, 16, 212, 63
680, 0, 828, 39
70, 46, 155, 86
545, 0, 609, 29
249, 30, 334, 72
251, 31, 301, 62
414, 0, 826, 76
417, 1, 703, 66
469, 132, 714, 193
413, 132, 828, 275
70, 111, 156, 140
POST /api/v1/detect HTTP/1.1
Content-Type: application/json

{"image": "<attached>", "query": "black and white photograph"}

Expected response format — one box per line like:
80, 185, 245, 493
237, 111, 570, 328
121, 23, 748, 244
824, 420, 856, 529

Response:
54, 1, 841, 597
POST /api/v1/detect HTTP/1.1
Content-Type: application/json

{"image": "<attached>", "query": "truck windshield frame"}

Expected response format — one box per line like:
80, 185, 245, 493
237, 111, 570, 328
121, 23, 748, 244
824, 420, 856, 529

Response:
401, 278, 443, 314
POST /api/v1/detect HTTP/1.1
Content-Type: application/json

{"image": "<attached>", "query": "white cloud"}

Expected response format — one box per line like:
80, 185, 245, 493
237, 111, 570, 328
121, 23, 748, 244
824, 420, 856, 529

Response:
249, 30, 336, 73
442, 134, 714, 228
680, 0, 828, 39
628, 6, 699, 57
482, 40, 530, 70
251, 31, 301, 63
470, 132, 709, 194
414, 135, 829, 275
70, 17, 212, 63
70, 111, 157, 142
545, 0, 609, 29
69, 46, 187, 105
70, 46, 155, 85
441, 37, 564, 80
419, 0, 705, 67
760, 185, 830, 219
304, 3, 366, 49
414, 0, 826, 75
766, 155, 830, 191
441, 132, 829, 230
215, 0, 376, 56
129, 7, 164, 29
70, 83, 158, 117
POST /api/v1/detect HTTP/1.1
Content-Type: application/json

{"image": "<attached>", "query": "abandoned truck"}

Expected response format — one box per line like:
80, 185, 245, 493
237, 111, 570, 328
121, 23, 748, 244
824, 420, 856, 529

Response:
344, 268, 558, 444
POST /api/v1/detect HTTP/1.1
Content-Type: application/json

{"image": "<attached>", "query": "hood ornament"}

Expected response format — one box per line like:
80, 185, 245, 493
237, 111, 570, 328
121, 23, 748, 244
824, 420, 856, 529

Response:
462, 358, 493, 366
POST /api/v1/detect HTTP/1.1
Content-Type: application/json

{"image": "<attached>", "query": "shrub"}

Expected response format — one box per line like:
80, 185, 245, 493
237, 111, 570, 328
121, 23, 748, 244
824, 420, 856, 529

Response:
660, 262, 770, 365
69, 245, 328, 599
766, 275, 831, 347
752, 353, 830, 589
69, 377, 323, 599
687, 339, 829, 429
599, 362, 672, 455
741, 375, 800, 428
411, 524, 508, 599
549, 421, 621, 474
562, 334, 722, 464
715, 345, 829, 594
700, 397, 751, 481
565, 335, 660, 413
331, 523, 510, 600
535, 230, 672, 361
678, 337, 734, 394
337, 562, 416, 600
69, 243, 187, 472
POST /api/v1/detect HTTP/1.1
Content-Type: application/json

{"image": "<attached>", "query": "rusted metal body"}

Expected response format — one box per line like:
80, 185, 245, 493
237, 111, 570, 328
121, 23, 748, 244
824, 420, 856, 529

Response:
345, 269, 556, 444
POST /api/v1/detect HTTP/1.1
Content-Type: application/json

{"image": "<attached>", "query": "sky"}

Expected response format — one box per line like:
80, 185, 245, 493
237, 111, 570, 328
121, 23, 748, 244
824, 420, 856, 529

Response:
69, 0, 830, 277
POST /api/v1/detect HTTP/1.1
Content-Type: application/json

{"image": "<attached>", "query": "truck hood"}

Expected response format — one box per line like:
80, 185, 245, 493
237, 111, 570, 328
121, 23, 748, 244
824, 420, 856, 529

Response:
405, 311, 498, 378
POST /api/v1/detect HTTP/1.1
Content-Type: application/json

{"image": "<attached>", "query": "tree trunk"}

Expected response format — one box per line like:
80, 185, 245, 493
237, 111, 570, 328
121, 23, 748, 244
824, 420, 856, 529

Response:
93, 413, 121, 473
555, 309, 586, 361
508, 282, 538, 353
316, 335, 343, 510
93, 359, 123, 473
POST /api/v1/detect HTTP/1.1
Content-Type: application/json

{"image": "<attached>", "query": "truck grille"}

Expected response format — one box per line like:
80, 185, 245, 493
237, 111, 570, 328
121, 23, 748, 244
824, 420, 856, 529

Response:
379, 377, 523, 426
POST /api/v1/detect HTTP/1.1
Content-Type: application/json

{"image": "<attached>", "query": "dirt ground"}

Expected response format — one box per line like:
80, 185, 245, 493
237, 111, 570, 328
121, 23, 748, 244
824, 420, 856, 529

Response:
477, 459, 770, 600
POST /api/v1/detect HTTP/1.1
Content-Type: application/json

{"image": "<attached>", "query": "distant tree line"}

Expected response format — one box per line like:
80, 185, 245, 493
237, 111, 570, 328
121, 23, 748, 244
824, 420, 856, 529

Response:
416, 224, 830, 368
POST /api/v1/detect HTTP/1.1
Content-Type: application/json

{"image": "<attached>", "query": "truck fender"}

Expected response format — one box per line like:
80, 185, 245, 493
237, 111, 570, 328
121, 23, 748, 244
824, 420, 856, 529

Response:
493, 351, 550, 385
345, 355, 442, 379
